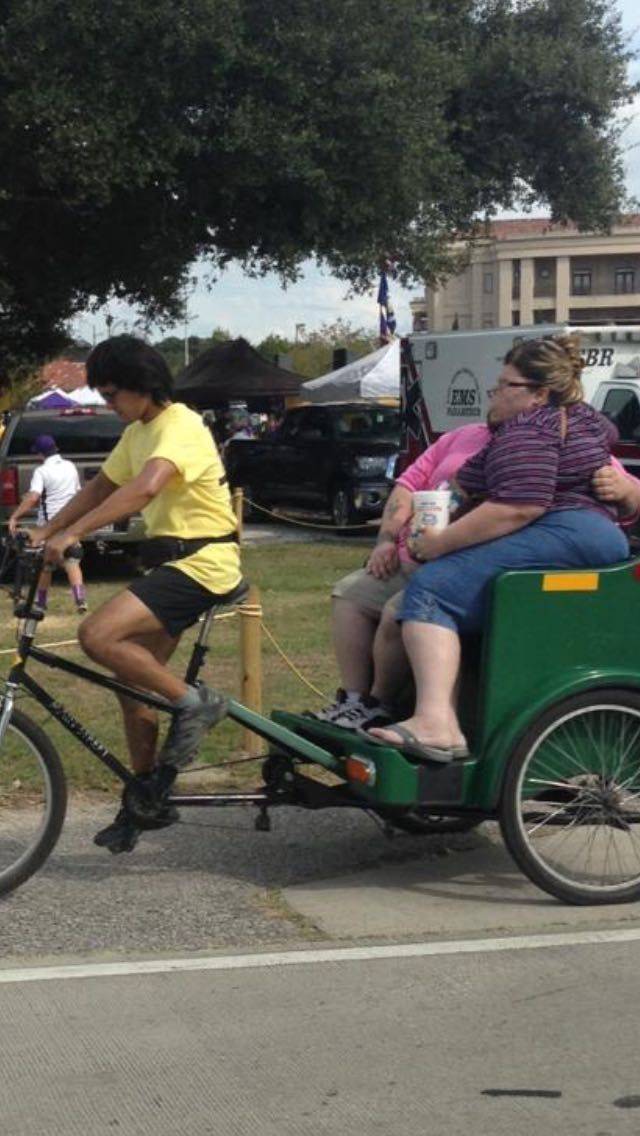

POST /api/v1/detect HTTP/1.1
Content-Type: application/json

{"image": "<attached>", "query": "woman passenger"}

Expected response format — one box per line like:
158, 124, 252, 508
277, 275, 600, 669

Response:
368, 335, 629, 762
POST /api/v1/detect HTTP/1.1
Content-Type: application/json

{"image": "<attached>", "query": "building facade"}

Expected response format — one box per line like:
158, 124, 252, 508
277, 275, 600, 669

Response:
410, 215, 640, 333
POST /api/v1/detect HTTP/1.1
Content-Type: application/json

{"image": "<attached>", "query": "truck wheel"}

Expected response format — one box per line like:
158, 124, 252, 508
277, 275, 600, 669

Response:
331, 487, 356, 529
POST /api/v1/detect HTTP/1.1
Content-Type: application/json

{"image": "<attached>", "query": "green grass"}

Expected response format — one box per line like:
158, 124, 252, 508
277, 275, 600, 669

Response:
0, 542, 368, 793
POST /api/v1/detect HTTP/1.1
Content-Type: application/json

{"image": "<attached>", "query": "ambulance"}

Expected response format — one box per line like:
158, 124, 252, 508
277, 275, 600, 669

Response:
400, 324, 640, 475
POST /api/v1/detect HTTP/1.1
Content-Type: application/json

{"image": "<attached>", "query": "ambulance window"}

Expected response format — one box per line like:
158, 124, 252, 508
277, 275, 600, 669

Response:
601, 388, 640, 442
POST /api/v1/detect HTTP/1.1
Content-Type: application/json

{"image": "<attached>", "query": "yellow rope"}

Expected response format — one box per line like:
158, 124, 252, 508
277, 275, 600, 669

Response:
0, 609, 239, 657
260, 619, 330, 700
244, 495, 376, 531
0, 607, 329, 705
0, 638, 80, 655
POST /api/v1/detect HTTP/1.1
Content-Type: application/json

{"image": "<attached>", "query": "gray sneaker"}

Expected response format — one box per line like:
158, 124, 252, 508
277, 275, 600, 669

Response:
158, 684, 228, 768
332, 696, 393, 731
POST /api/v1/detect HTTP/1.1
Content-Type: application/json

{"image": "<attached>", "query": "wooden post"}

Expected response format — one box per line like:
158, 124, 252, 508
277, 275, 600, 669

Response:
238, 584, 264, 757
233, 486, 245, 543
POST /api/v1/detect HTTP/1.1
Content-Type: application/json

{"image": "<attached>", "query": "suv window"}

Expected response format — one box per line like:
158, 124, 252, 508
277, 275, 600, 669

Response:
7, 411, 125, 457
601, 388, 640, 442
333, 407, 400, 439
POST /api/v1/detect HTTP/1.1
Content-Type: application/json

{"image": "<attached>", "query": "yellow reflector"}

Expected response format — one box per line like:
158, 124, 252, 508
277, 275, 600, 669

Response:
542, 572, 599, 593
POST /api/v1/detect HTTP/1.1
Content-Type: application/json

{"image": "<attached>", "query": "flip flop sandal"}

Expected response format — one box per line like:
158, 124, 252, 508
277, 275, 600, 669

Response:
358, 724, 469, 764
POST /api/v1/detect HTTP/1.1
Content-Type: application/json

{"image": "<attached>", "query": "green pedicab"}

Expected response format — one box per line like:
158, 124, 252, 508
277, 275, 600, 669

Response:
2, 533, 640, 906
273, 559, 640, 906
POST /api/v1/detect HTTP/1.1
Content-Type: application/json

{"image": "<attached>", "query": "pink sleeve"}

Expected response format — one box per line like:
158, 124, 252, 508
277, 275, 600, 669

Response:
397, 434, 452, 493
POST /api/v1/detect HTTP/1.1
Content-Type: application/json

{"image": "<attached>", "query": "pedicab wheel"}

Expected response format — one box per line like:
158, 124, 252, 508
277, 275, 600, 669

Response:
499, 690, 640, 905
377, 808, 482, 835
0, 708, 67, 897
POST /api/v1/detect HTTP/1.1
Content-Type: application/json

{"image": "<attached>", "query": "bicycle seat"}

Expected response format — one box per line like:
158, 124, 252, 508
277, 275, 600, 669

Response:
209, 578, 250, 610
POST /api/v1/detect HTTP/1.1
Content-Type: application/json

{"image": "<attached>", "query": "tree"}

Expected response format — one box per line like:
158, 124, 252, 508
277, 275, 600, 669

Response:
154, 327, 231, 375
256, 321, 378, 377
0, 0, 635, 372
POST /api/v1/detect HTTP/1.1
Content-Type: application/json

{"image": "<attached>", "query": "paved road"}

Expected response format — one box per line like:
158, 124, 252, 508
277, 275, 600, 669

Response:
0, 800, 480, 958
3, 934, 640, 1136
4, 804, 640, 960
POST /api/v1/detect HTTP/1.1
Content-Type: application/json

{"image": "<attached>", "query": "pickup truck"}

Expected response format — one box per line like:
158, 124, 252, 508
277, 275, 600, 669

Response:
0, 406, 145, 560
225, 403, 399, 526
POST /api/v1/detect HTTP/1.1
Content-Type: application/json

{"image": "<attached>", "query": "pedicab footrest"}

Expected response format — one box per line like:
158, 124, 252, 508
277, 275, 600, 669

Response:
271, 709, 477, 809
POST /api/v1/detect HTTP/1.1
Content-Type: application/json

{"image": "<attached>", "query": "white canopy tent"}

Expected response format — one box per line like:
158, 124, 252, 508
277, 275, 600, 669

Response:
301, 340, 400, 403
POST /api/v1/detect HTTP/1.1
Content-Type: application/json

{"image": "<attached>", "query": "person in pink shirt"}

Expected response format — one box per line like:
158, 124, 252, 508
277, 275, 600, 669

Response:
312, 422, 639, 731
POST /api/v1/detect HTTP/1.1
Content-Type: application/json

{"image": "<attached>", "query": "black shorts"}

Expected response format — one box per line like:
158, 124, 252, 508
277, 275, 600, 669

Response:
128, 565, 238, 637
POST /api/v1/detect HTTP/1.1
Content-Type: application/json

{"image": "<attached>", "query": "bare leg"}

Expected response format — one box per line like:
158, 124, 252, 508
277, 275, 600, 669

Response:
36, 566, 52, 603
331, 597, 378, 694
369, 621, 466, 749
78, 591, 187, 701
370, 597, 411, 706
64, 560, 84, 589
78, 592, 185, 773
116, 631, 180, 773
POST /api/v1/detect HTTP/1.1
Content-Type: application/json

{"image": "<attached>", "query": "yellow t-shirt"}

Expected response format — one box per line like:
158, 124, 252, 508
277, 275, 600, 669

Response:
102, 403, 241, 594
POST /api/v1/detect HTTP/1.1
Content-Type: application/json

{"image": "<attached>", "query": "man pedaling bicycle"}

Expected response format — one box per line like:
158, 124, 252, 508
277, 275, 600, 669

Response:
26, 336, 244, 853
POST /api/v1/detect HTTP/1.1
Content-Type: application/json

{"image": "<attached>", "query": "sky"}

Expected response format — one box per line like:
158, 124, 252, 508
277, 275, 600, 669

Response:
71, 0, 640, 350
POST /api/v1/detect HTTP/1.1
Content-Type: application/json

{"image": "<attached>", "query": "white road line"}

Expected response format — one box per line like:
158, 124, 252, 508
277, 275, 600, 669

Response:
1, 926, 640, 985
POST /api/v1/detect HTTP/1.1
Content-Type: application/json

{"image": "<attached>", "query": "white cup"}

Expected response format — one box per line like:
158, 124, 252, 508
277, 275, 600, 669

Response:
412, 489, 451, 533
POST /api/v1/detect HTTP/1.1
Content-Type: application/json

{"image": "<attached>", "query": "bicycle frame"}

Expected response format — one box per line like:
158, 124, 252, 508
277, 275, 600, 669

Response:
0, 540, 343, 813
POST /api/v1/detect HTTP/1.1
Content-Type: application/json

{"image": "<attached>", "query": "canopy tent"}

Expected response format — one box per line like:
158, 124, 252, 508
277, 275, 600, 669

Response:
28, 385, 105, 409
174, 337, 306, 409
65, 385, 105, 406
301, 340, 400, 403
28, 387, 79, 409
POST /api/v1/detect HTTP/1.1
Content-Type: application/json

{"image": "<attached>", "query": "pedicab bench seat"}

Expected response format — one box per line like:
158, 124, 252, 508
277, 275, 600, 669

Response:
272, 555, 640, 814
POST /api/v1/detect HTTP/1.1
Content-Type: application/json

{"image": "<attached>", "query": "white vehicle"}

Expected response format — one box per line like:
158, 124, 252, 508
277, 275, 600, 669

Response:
402, 324, 640, 473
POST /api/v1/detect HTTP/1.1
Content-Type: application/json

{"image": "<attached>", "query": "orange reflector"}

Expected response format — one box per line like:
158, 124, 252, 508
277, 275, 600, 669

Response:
345, 755, 376, 786
542, 572, 599, 593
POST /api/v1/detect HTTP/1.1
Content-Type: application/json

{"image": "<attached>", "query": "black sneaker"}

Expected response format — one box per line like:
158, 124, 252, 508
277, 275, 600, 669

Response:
93, 808, 141, 855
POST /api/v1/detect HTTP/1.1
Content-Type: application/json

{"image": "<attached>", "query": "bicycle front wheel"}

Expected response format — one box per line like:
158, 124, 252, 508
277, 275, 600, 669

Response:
0, 708, 67, 898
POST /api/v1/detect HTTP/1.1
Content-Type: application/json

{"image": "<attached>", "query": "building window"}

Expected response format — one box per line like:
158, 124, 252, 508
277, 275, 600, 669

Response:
483, 272, 494, 294
572, 270, 592, 296
615, 269, 635, 295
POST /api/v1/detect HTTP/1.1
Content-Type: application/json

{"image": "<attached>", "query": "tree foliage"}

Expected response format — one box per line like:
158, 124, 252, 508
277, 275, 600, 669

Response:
257, 319, 378, 378
153, 327, 231, 375
0, 0, 635, 370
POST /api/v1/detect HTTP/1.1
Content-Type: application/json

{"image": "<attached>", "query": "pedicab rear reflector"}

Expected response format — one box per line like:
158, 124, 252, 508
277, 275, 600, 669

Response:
345, 755, 377, 786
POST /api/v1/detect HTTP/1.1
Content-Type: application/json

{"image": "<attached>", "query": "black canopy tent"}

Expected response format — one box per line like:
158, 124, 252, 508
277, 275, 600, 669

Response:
173, 337, 305, 412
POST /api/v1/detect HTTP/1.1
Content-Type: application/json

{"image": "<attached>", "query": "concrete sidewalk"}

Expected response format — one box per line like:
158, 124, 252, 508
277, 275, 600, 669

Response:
282, 824, 640, 938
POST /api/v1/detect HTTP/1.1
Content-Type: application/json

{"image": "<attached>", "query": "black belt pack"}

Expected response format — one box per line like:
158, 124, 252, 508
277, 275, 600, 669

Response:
140, 532, 238, 570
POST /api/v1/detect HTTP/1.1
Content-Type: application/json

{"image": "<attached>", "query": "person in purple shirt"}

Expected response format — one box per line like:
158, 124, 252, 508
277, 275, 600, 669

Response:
368, 335, 630, 762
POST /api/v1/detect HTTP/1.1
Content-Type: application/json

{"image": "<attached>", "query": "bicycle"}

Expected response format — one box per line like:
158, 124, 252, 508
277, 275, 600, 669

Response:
0, 534, 350, 897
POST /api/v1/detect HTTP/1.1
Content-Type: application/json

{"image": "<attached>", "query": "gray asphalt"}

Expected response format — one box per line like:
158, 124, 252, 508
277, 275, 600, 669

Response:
3, 938, 640, 1135
0, 800, 480, 958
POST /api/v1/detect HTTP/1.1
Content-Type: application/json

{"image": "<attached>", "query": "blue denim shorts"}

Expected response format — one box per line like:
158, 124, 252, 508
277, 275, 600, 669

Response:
399, 508, 629, 633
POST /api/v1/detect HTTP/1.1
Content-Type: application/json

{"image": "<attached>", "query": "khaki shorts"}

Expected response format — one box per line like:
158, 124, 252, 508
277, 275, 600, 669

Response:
331, 563, 417, 618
